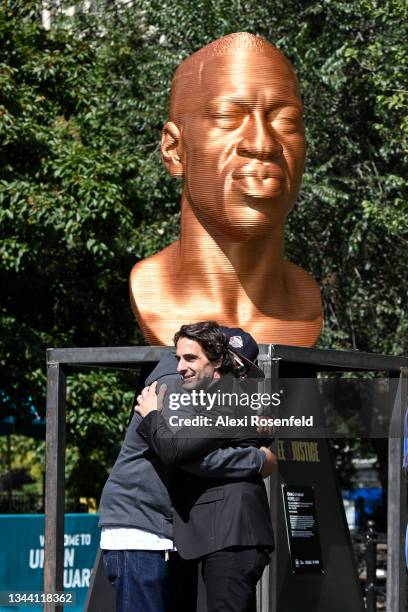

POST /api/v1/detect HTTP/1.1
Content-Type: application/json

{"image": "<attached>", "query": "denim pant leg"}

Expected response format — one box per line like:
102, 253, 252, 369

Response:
103, 550, 171, 612
103, 550, 124, 610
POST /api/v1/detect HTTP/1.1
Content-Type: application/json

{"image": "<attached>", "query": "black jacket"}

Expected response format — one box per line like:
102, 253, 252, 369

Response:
137, 375, 275, 559
99, 356, 265, 539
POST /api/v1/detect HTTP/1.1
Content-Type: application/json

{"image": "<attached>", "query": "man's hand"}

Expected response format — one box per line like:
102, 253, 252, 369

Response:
135, 381, 167, 417
259, 446, 278, 479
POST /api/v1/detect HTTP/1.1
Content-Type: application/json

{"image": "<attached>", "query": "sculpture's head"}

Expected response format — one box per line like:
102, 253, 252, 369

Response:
161, 32, 306, 241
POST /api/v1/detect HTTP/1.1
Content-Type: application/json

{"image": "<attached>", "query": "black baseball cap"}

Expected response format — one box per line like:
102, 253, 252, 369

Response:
221, 326, 264, 379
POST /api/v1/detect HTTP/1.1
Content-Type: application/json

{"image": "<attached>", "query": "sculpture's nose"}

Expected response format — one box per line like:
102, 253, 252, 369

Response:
237, 111, 283, 160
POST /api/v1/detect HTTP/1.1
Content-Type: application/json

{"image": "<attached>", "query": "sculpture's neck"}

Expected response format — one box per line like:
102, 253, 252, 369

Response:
178, 195, 286, 284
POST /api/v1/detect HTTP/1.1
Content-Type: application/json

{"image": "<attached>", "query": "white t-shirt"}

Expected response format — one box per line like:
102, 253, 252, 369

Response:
100, 527, 174, 551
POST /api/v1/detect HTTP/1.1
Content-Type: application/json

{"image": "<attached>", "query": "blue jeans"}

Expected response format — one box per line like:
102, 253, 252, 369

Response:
103, 550, 172, 612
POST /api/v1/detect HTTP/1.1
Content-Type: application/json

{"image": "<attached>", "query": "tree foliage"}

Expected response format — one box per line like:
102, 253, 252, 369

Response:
1, 0, 406, 499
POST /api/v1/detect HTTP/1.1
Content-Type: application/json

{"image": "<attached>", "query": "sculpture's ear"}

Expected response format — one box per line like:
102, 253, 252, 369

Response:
161, 121, 184, 177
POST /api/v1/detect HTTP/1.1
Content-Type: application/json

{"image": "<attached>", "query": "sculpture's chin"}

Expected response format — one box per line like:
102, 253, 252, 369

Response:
200, 216, 272, 242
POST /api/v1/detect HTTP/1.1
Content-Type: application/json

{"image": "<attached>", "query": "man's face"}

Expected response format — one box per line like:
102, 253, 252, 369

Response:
176, 337, 221, 391
179, 51, 306, 240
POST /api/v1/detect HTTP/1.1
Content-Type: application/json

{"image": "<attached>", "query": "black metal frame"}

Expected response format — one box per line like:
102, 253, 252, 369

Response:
44, 345, 408, 612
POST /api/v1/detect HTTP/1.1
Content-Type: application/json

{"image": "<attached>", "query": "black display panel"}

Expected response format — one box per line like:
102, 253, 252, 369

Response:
282, 484, 324, 574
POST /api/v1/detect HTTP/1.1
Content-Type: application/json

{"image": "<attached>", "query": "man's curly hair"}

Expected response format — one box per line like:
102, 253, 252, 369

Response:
173, 321, 234, 374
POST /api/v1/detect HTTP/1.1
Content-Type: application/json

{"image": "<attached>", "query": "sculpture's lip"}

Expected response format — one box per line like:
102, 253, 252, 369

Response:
232, 164, 284, 180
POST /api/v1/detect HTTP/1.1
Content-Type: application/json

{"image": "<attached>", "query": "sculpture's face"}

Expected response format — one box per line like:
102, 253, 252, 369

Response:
180, 51, 306, 240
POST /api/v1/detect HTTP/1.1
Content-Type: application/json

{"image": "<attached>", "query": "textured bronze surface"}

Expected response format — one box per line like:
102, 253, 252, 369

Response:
130, 33, 323, 346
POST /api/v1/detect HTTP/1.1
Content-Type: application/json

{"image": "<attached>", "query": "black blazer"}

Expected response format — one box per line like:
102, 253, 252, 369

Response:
137, 376, 275, 559
169, 469, 274, 559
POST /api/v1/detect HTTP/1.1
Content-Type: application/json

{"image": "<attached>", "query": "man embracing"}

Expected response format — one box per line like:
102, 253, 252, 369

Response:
137, 321, 275, 612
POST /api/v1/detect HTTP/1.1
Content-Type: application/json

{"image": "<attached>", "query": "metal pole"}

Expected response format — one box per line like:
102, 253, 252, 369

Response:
6, 433, 12, 512
365, 520, 377, 612
257, 345, 279, 612
44, 359, 66, 609
386, 367, 408, 612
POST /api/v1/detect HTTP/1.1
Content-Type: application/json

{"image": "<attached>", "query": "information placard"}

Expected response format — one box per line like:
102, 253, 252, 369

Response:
282, 484, 324, 574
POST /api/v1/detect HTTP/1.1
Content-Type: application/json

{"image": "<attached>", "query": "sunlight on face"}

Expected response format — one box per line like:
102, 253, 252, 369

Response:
180, 51, 306, 241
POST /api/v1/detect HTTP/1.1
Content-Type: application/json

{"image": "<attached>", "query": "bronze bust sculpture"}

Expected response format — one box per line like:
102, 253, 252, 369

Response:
130, 32, 323, 346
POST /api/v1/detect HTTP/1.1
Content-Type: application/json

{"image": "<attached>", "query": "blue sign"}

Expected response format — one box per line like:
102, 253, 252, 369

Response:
0, 514, 100, 611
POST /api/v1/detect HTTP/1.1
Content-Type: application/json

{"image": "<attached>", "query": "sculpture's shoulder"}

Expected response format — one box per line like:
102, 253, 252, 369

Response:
280, 261, 323, 346
287, 260, 319, 291
283, 261, 322, 313
130, 243, 178, 292
129, 242, 180, 344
